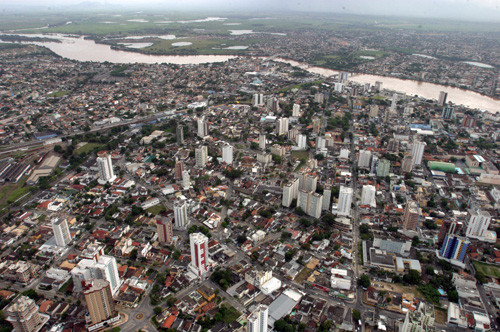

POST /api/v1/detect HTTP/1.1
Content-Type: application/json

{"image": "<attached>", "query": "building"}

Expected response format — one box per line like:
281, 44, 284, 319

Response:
296, 134, 307, 150
312, 117, 321, 133
276, 117, 289, 136
369, 105, 379, 118
438, 220, 463, 244
439, 235, 470, 263
96, 153, 116, 184
174, 160, 184, 180
360, 185, 376, 207
402, 200, 421, 231
358, 150, 372, 168
197, 117, 209, 138
292, 103, 300, 117
182, 170, 191, 190
259, 133, 266, 150
5, 296, 48, 332
442, 106, 454, 119
401, 154, 413, 173
247, 305, 269, 332
390, 93, 398, 112
401, 301, 435, 332
190, 233, 209, 277
303, 174, 317, 193
335, 186, 353, 216
71, 255, 121, 296
462, 115, 477, 128
297, 190, 323, 219
370, 154, 378, 175
466, 209, 491, 240
316, 136, 326, 150
83, 279, 117, 328
438, 91, 448, 106
411, 141, 426, 166
157, 217, 174, 245
377, 159, 390, 177
268, 97, 280, 112
282, 178, 299, 208
176, 125, 184, 145
387, 138, 399, 153
52, 217, 71, 247
322, 186, 332, 211
195, 145, 208, 168
222, 144, 233, 165
174, 199, 188, 229
253, 93, 264, 107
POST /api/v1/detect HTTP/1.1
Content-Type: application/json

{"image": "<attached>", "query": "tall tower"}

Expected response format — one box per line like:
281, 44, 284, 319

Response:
361, 185, 376, 207
182, 170, 191, 190
222, 144, 233, 165
259, 133, 266, 150
71, 255, 121, 296
276, 118, 289, 135
52, 217, 71, 247
96, 153, 116, 184
296, 134, 307, 150
197, 117, 209, 138
282, 178, 299, 208
411, 141, 426, 166
402, 200, 421, 231
176, 125, 184, 145
157, 217, 174, 245
247, 304, 269, 332
174, 200, 188, 229
439, 235, 469, 263
292, 103, 300, 117
466, 209, 491, 240
438, 91, 448, 106
358, 150, 372, 168
83, 279, 116, 327
190, 233, 209, 277
174, 160, 185, 180
5, 296, 47, 332
322, 185, 332, 211
401, 154, 414, 173
195, 146, 208, 168
336, 186, 353, 216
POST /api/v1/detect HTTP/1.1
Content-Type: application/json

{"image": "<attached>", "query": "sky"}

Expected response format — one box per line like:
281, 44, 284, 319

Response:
0, 0, 499, 22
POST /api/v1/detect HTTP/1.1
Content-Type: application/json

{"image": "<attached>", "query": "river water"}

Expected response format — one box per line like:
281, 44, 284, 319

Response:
1, 33, 499, 113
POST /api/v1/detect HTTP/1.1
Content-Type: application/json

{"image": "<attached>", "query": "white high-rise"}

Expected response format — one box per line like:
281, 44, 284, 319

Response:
190, 233, 209, 277
323, 186, 332, 211
71, 255, 121, 296
292, 103, 301, 117
361, 185, 376, 208
276, 117, 289, 135
182, 170, 191, 190
97, 154, 116, 184
358, 150, 372, 168
259, 133, 266, 150
296, 134, 307, 150
252, 94, 264, 107
466, 209, 491, 240
411, 141, 426, 166
174, 200, 188, 229
222, 144, 233, 165
197, 117, 209, 138
335, 186, 353, 216
282, 178, 299, 208
52, 217, 71, 247
195, 146, 208, 168
247, 304, 269, 332
297, 190, 323, 219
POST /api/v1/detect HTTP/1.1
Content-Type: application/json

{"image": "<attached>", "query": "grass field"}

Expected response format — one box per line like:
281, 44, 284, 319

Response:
434, 307, 448, 324
74, 143, 103, 155
291, 150, 309, 160
294, 267, 313, 283
473, 261, 500, 278
221, 305, 241, 324
0, 178, 32, 212
146, 204, 166, 216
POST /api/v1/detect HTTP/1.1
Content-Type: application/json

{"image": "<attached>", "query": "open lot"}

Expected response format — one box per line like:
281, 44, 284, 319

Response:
473, 261, 500, 278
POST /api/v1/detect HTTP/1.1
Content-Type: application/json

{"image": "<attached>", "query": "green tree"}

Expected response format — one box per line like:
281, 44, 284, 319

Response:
358, 274, 371, 288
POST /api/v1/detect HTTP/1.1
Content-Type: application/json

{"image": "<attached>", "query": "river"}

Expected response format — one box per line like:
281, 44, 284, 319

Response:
1, 33, 499, 113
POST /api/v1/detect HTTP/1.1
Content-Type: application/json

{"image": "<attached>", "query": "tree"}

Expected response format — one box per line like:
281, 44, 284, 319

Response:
403, 269, 421, 285
236, 235, 247, 245
154, 306, 163, 315
358, 274, 371, 288
352, 310, 361, 321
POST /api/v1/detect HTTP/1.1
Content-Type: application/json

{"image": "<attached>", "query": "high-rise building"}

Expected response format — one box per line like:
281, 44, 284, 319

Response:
247, 304, 269, 332
252, 94, 264, 107
259, 133, 266, 150
358, 150, 372, 168
5, 296, 48, 332
197, 117, 209, 138
52, 217, 71, 247
390, 93, 398, 112
174, 160, 184, 180
304, 174, 318, 193
438, 91, 448, 106
83, 279, 116, 327
374, 81, 382, 92
268, 97, 280, 112
361, 185, 376, 207
296, 134, 307, 150
438, 220, 463, 244
312, 117, 321, 134
387, 138, 400, 153
314, 93, 324, 103
316, 136, 326, 150
157, 217, 174, 245
282, 178, 299, 208
402, 200, 421, 231
195, 145, 208, 168
174, 199, 188, 229
322, 186, 332, 211
176, 125, 184, 145
182, 170, 191, 190
401, 154, 413, 173
276, 117, 289, 135
297, 190, 323, 219
335, 186, 353, 216
462, 115, 477, 128
190, 233, 209, 277
401, 302, 435, 332
71, 255, 121, 296
370, 154, 378, 175
377, 159, 390, 177
411, 141, 426, 166
96, 153, 116, 184
439, 235, 470, 263
442, 106, 454, 120
292, 103, 301, 117
369, 105, 379, 118
466, 209, 491, 240
222, 144, 233, 165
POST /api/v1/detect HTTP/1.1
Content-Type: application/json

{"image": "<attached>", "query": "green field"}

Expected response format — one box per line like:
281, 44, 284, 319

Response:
146, 204, 166, 216
74, 143, 103, 155
0, 179, 32, 212
291, 150, 309, 160
473, 261, 500, 278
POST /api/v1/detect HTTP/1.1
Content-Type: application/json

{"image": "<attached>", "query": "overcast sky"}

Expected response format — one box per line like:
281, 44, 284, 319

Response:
1, 0, 499, 22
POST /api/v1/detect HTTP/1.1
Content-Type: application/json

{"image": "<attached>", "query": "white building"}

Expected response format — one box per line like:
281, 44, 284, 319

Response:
259, 133, 266, 150
96, 154, 116, 184
411, 141, 426, 166
182, 170, 191, 190
316, 136, 326, 150
335, 186, 353, 216
174, 200, 188, 229
322, 186, 331, 211
195, 146, 208, 168
369, 105, 379, 118
296, 134, 307, 150
253, 93, 264, 107
358, 150, 372, 168
190, 233, 209, 277
292, 103, 301, 117
282, 178, 299, 208
361, 185, 376, 208
197, 117, 209, 138
52, 218, 71, 247
339, 149, 350, 160
466, 209, 491, 240
276, 117, 289, 136
71, 255, 121, 296
222, 144, 233, 165
247, 305, 269, 332
297, 190, 323, 219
